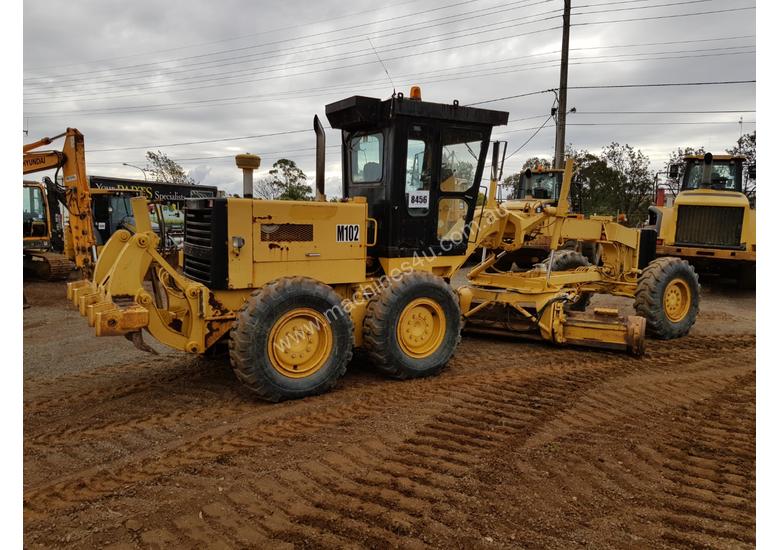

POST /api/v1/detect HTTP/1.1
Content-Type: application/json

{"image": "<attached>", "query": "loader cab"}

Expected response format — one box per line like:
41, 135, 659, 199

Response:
326, 92, 508, 260
676, 153, 745, 193
517, 168, 562, 201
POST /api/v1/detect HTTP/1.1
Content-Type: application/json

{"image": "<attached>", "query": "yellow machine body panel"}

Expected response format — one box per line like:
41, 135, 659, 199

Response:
224, 197, 369, 289
656, 189, 755, 261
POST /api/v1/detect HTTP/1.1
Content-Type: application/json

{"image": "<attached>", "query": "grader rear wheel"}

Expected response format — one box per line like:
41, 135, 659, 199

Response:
363, 271, 461, 379
634, 257, 700, 339
229, 277, 354, 402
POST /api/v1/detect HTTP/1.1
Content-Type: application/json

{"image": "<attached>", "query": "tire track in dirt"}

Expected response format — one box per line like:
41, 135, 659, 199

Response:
39, 340, 750, 547
25, 334, 754, 452
24, 335, 755, 548
454, 361, 755, 548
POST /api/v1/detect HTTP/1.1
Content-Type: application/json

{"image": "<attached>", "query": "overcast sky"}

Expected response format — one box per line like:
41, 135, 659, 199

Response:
23, 0, 756, 197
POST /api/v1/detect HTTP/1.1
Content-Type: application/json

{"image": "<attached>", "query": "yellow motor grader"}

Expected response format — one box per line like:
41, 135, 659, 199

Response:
68, 89, 700, 401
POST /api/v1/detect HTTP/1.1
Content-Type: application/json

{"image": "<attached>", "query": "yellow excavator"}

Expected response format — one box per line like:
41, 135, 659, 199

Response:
24, 128, 97, 279
68, 89, 699, 402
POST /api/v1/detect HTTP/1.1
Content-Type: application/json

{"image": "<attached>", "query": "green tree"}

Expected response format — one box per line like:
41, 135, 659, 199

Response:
664, 146, 705, 198
600, 142, 654, 225
727, 130, 756, 203
255, 158, 312, 201
145, 150, 195, 184
567, 144, 653, 226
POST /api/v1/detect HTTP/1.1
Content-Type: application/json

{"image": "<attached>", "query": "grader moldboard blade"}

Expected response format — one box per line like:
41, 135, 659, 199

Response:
459, 287, 646, 357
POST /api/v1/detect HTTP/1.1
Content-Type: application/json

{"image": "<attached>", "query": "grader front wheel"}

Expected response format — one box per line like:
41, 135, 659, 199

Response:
634, 257, 700, 339
363, 271, 461, 379
229, 277, 354, 402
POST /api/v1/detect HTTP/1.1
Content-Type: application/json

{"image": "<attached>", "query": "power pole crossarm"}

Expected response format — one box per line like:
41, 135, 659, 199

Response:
554, 0, 571, 169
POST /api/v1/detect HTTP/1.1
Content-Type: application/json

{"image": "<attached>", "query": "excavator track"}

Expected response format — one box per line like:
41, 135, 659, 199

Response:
24, 252, 74, 281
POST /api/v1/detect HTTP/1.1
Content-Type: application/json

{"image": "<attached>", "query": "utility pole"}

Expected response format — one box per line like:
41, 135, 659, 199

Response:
554, 0, 571, 169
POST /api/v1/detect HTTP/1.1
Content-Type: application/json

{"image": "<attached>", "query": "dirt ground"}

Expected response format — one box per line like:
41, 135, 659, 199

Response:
23, 278, 755, 549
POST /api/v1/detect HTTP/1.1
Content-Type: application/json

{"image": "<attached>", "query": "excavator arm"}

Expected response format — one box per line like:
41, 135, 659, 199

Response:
23, 128, 96, 277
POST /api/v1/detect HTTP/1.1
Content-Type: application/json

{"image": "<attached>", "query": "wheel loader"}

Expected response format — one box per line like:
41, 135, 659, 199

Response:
67, 88, 700, 402
651, 152, 756, 288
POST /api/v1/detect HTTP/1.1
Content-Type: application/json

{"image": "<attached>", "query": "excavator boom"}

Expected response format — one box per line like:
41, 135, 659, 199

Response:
23, 128, 96, 277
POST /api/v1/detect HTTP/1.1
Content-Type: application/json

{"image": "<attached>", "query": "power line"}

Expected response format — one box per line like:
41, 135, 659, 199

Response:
25, 1, 755, 103
24, 36, 755, 118
24, 0, 428, 72
25, 0, 748, 97
25, 0, 556, 94
573, 5, 756, 26
24, 13, 757, 107
505, 116, 555, 160
572, 0, 716, 16
576, 109, 755, 114
25, 0, 551, 87
24, 12, 563, 103
567, 121, 756, 126
24, 22, 563, 105
568, 79, 756, 91
24, 0, 488, 78
469, 79, 755, 106
87, 129, 314, 153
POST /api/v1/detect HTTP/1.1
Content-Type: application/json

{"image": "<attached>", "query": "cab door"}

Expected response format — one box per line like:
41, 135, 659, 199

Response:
397, 121, 439, 253
435, 127, 487, 256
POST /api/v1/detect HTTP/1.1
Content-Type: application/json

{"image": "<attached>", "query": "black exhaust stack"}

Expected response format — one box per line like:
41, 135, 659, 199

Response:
314, 115, 326, 201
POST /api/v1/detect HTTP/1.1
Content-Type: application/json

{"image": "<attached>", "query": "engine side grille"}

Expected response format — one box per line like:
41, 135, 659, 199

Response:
182, 199, 228, 288
260, 223, 313, 242
675, 205, 743, 249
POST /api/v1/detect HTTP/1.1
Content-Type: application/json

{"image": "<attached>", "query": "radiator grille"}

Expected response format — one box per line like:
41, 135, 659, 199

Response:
183, 206, 213, 284
675, 205, 743, 249
260, 223, 313, 242
182, 199, 228, 289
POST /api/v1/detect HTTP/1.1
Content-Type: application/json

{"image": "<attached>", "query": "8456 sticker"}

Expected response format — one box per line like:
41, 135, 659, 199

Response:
408, 190, 429, 209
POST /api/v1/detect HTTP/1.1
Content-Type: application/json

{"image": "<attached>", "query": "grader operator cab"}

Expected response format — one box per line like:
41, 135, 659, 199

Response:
652, 152, 756, 288
494, 165, 598, 271
68, 90, 700, 402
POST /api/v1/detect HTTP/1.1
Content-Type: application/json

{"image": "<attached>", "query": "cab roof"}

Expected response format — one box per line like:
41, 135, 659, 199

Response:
684, 154, 746, 162
325, 95, 509, 131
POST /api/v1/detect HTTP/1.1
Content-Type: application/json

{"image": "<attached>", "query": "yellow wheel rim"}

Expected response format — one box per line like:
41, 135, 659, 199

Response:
663, 278, 691, 322
267, 308, 332, 378
396, 298, 446, 359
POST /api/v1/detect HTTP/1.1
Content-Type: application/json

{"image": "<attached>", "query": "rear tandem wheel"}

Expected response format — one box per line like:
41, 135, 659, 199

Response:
363, 271, 462, 379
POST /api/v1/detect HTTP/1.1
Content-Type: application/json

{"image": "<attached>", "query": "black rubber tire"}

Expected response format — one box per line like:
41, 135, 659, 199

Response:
737, 262, 756, 290
634, 257, 700, 339
229, 277, 354, 402
363, 271, 462, 379
543, 249, 592, 311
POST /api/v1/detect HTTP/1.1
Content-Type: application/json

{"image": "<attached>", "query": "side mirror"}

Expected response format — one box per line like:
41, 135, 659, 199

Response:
748, 165, 756, 179
668, 164, 680, 179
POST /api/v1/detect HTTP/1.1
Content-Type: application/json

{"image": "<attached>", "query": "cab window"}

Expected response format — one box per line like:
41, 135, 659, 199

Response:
523, 172, 561, 200
405, 135, 432, 217
440, 129, 483, 193
23, 186, 48, 238
683, 161, 738, 190
349, 133, 383, 183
